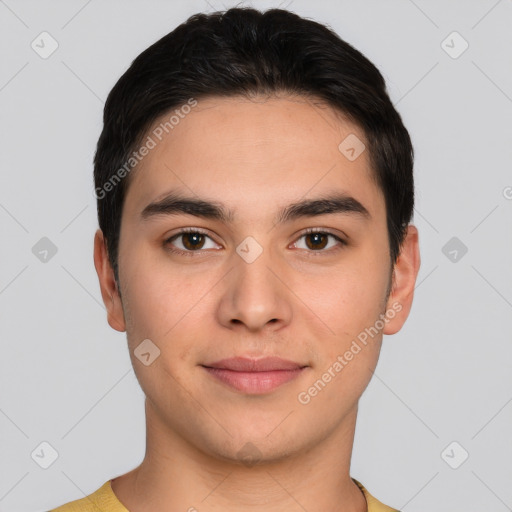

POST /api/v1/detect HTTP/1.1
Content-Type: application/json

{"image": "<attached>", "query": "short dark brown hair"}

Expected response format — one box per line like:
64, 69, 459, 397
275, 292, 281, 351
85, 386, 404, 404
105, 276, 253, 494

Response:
94, 7, 414, 284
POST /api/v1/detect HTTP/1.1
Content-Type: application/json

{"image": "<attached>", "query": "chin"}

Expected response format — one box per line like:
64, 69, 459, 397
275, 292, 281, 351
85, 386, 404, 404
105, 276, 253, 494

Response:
217, 419, 312, 458
211, 436, 302, 467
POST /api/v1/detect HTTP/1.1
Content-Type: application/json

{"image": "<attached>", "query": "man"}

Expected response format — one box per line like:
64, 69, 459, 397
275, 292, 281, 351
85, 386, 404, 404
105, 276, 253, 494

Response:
51, 6, 420, 511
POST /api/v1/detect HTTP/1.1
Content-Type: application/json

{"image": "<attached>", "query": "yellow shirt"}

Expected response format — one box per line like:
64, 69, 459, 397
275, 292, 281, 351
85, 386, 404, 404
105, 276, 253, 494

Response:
50, 478, 399, 511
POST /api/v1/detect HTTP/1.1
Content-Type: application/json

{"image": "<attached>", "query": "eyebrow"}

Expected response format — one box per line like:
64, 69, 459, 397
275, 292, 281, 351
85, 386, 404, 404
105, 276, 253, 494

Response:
140, 191, 371, 224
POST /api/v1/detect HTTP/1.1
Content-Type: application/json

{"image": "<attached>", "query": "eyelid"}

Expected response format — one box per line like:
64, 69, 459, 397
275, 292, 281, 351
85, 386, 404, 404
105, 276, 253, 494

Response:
166, 226, 212, 238
300, 227, 348, 240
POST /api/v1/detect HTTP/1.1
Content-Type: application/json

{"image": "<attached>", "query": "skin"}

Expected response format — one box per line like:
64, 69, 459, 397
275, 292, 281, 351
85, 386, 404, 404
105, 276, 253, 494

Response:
94, 94, 420, 512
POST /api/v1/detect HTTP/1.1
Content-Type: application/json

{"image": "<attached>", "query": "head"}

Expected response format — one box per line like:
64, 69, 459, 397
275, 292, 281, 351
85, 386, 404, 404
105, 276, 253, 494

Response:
93, 7, 419, 465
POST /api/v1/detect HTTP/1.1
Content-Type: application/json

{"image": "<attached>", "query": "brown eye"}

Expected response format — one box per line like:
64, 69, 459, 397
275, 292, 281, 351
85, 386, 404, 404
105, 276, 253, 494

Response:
164, 229, 219, 256
293, 229, 346, 254
304, 232, 329, 250
180, 232, 206, 250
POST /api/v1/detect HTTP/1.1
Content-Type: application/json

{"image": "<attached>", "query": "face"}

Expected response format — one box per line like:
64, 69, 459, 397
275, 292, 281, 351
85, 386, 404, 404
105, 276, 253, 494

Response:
95, 94, 419, 465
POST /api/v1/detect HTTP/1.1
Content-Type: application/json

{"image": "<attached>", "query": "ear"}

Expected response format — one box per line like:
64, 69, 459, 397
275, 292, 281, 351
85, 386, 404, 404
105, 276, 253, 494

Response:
383, 224, 421, 335
93, 229, 126, 332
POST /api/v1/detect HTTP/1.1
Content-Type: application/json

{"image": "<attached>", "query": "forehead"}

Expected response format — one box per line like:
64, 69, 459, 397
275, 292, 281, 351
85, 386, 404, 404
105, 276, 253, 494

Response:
123, 94, 383, 221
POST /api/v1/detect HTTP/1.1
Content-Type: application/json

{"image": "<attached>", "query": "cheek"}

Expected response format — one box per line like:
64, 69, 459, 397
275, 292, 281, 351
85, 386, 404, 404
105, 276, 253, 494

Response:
120, 255, 214, 374
303, 259, 388, 336
122, 279, 194, 401
119, 240, 185, 335
298, 244, 390, 380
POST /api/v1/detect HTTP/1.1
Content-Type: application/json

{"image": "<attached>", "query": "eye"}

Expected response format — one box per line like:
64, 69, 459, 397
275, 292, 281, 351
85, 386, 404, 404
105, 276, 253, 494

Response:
164, 228, 220, 256
292, 228, 347, 254
164, 227, 347, 257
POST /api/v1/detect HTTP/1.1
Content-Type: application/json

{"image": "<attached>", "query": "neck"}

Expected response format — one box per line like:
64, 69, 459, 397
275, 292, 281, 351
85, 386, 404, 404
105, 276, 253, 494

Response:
111, 400, 367, 512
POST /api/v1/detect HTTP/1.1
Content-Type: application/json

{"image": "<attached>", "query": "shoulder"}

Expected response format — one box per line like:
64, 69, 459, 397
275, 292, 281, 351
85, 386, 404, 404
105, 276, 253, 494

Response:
352, 478, 401, 512
49, 480, 128, 512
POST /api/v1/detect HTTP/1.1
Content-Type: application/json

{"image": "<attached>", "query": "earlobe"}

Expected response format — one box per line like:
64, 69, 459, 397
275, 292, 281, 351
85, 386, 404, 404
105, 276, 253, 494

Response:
383, 224, 421, 336
93, 229, 126, 333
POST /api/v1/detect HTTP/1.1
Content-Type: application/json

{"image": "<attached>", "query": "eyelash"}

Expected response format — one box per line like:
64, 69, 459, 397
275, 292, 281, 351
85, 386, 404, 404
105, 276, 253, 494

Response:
164, 227, 347, 258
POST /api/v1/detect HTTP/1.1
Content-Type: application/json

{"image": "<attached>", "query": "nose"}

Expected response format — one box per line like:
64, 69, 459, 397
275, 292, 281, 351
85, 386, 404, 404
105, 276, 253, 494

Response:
216, 248, 293, 333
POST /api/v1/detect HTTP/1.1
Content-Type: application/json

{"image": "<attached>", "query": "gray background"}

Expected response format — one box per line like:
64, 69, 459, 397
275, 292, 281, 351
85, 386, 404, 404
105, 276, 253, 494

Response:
1, 0, 511, 510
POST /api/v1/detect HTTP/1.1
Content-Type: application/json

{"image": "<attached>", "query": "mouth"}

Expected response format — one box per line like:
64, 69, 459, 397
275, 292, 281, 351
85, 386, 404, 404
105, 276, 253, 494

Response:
201, 357, 308, 394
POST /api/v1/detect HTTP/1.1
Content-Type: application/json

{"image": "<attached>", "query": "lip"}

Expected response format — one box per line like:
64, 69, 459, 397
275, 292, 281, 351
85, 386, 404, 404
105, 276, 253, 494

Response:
201, 357, 308, 394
